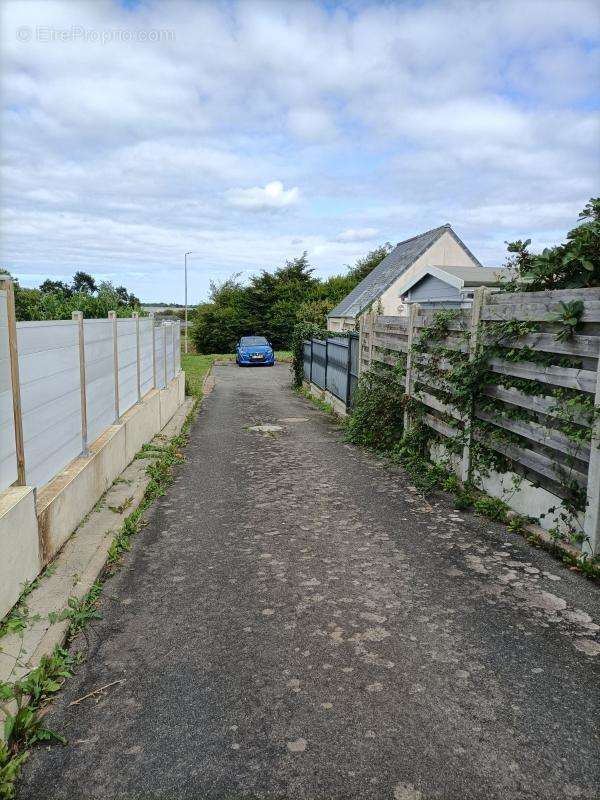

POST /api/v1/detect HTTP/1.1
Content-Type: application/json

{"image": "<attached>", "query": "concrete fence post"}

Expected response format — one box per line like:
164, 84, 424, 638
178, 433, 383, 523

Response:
583, 363, 600, 556
133, 312, 142, 403
403, 303, 419, 432
460, 287, 487, 483
108, 311, 120, 423
163, 322, 168, 388
172, 321, 177, 376
149, 313, 157, 390
72, 311, 89, 455
0, 278, 25, 485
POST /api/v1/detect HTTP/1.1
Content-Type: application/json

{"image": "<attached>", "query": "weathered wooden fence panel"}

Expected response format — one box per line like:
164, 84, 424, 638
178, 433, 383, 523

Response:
356, 288, 600, 555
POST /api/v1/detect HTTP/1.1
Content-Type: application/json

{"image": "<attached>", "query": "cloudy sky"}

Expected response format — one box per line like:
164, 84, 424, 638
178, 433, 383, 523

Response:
1, 0, 598, 302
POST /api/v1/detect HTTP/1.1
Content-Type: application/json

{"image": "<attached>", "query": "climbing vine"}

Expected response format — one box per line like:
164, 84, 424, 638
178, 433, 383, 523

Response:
346, 303, 599, 576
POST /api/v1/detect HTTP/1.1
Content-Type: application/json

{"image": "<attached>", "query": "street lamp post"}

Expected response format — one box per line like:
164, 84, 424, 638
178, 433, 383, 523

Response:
184, 251, 192, 354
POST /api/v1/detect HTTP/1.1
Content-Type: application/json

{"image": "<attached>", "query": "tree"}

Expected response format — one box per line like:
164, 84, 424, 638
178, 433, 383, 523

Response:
71, 271, 97, 294
346, 244, 392, 283
39, 279, 72, 296
191, 245, 396, 353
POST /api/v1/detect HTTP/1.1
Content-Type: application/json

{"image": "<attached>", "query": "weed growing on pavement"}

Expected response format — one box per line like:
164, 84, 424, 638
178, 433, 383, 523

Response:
0, 647, 78, 798
297, 386, 337, 416
48, 581, 102, 643
473, 496, 510, 523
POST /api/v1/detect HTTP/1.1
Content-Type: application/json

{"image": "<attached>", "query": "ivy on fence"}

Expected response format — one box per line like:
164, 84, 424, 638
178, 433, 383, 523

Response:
340, 291, 600, 572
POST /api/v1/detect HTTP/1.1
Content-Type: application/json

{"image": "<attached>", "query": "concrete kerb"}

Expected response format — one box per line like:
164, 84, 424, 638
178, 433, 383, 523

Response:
0, 394, 196, 733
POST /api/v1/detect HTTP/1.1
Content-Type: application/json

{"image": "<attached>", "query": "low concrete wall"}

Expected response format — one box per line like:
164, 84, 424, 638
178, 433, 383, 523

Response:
304, 380, 348, 417
429, 442, 581, 538
124, 390, 161, 464
0, 372, 186, 620
160, 371, 185, 429
0, 488, 39, 620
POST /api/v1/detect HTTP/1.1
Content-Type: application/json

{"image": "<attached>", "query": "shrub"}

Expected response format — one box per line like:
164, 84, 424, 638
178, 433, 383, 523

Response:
290, 321, 327, 388
346, 364, 405, 450
473, 496, 509, 522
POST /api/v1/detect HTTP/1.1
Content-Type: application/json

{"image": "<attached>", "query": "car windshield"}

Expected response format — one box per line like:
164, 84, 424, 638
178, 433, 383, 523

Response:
240, 337, 269, 347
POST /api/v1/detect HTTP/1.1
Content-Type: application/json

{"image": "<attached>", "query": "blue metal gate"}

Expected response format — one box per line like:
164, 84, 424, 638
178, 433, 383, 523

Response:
302, 333, 359, 409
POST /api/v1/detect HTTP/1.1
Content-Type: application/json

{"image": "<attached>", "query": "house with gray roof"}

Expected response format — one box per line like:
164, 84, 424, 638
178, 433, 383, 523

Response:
327, 224, 483, 331
399, 265, 508, 310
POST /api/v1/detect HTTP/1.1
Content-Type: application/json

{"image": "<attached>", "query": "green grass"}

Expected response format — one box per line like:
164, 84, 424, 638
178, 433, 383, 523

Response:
181, 353, 215, 398
181, 352, 291, 398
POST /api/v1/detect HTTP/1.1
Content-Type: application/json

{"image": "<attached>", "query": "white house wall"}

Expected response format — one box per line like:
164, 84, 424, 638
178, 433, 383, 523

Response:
377, 231, 479, 317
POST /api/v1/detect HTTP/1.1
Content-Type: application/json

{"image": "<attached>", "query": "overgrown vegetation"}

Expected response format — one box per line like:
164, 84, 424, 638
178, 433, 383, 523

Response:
346, 362, 406, 449
290, 321, 328, 388
502, 197, 599, 291
0, 647, 77, 798
191, 246, 391, 353
0, 269, 141, 321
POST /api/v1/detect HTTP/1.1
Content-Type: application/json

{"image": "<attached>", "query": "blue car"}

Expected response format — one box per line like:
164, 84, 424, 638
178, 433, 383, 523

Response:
236, 336, 275, 367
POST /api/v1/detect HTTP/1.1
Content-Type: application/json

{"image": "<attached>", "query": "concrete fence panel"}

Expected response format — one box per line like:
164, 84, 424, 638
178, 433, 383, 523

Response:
156, 325, 166, 389
17, 321, 82, 489
140, 318, 154, 395
117, 317, 138, 417
84, 319, 117, 446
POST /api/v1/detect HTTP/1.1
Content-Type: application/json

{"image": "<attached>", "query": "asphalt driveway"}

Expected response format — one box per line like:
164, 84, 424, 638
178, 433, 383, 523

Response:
18, 362, 600, 800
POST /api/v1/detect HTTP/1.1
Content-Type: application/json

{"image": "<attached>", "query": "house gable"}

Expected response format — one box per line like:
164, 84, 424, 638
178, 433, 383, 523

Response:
327, 224, 481, 322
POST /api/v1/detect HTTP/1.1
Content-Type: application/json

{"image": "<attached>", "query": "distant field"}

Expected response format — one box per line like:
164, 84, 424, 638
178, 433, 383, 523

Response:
181, 352, 291, 398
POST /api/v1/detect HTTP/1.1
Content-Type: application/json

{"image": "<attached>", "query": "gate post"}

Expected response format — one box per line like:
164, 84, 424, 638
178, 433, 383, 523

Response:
345, 336, 352, 409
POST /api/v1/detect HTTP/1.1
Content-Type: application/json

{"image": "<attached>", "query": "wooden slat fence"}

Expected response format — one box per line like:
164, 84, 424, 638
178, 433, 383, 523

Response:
358, 287, 600, 555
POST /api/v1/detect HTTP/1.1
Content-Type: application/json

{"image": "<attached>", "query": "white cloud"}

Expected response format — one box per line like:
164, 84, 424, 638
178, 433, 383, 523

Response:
0, 0, 598, 301
226, 181, 300, 211
336, 228, 379, 242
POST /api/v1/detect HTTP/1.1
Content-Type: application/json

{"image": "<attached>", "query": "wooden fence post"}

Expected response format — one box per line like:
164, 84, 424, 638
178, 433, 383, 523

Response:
403, 303, 419, 431
583, 364, 600, 556
108, 311, 120, 422
72, 311, 89, 455
149, 313, 157, 389
460, 287, 487, 483
132, 312, 141, 403
367, 313, 374, 370
1, 278, 25, 485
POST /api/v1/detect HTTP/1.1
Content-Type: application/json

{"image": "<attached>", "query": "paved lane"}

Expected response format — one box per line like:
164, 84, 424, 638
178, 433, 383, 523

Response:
19, 363, 600, 799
